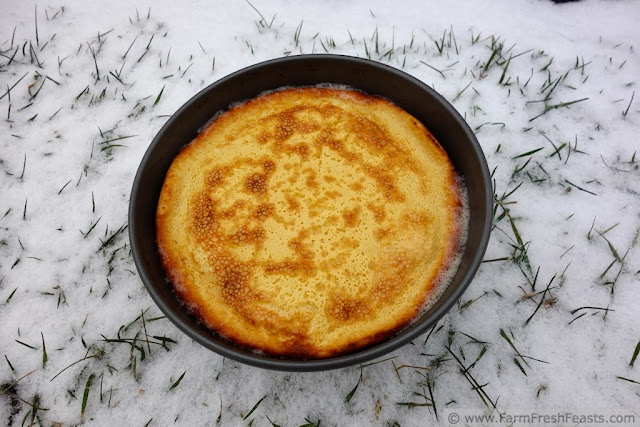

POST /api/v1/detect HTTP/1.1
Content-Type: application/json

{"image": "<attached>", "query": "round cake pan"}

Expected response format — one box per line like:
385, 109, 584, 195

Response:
129, 54, 492, 371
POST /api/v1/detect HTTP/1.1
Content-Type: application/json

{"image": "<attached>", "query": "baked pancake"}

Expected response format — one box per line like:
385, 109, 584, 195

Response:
156, 87, 465, 358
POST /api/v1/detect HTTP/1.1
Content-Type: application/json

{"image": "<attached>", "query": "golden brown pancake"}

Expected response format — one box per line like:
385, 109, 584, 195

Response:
156, 87, 464, 358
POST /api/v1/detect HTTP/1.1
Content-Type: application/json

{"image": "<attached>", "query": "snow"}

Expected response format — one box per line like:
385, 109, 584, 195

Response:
1, 0, 639, 425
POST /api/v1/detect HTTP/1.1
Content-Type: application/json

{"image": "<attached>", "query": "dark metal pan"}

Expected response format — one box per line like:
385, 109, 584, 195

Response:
129, 54, 492, 371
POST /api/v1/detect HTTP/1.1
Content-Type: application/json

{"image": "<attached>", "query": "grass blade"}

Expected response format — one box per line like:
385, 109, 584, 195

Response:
81, 373, 95, 422
41, 332, 48, 368
630, 341, 640, 367
513, 147, 544, 159
153, 85, 165, 107
345, 367, 363, 403
243, 395, 266, 420
170, 371, 186, 390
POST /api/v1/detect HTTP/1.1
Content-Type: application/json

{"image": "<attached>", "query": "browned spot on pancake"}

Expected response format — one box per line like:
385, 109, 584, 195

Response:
260, 108, 322, 154
324, 175, 337, 183
262, 159, 276, 175
334, 237, 360, 250
349, 115, 392, 151
210, 260, 248, 306
325, 214, 339, 225
264, 230, 316, 277
190, 165, 271, 315
254, 203, 274, 220
374, 227, 393, 241
317, 132, 362, 164
275, 111, 296, 142
263, 256, 315, 276
191, 192, 218, 243
404, 211, 433, 228
285, 194, 300, 211
325, 190, 342, 199
350, 181, 364, 191
304, 168, 319, 190
264, 260, 304, 275
371, 250, 416, 306
218, 200, 246, 219
367, 203, 386, 222
218, 208, 236, 219
318, 103, 341, 117
291, 143, 310, 159
327, 294, 369, 322
256, 103, 416, 209
245, 173, 267, 195
367, 166, 406, 202
214, 255, 253, 305
251, 305, 277, 324
325, 137, 343, 152
206, 166, 228, 188
190, 191, 260, 309
229, 225, 266, 246
286, 168, 300, 184
263, 107, 410, 205
342, 205, 362, 228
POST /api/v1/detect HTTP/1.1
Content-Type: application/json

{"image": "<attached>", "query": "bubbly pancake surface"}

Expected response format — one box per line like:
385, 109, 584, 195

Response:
156, 87, 464, 358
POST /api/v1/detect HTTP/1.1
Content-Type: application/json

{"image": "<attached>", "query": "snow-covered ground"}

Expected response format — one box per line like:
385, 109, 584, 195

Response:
1, 0, 639, 425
